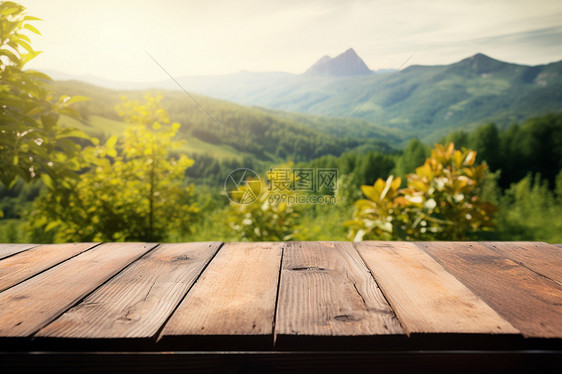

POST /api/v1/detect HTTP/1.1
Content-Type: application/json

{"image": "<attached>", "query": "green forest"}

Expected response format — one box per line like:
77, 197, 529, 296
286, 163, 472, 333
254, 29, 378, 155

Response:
1, 1, 561, 244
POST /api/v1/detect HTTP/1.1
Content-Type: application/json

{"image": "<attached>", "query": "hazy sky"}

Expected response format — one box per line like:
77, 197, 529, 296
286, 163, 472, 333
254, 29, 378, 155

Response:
19, 0, 562, 82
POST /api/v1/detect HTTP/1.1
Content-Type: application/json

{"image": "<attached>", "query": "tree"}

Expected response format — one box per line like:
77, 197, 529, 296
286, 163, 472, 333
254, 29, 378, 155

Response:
494, 172, 562, 243
27, 95, 198, 242
346, 143, 496, 240
469, 123, 500, 170
0, 1, 89, 194
357, 152, 395, 186
394, 139, 429, 178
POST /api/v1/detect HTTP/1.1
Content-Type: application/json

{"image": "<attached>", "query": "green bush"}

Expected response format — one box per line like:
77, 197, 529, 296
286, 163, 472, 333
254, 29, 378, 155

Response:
346, 143, 496, 240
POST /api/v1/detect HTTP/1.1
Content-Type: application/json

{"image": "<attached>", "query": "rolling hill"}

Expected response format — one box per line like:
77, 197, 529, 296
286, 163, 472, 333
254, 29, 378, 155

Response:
50, 81, 398, 164
47, 51, 562, 144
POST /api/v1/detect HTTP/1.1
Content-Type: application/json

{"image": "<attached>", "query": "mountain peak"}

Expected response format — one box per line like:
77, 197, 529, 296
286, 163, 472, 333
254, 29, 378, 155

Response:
304, 48, 371, 76
342, 48, 358, 56
452, 53, 507, 74
473, 52, 491, 59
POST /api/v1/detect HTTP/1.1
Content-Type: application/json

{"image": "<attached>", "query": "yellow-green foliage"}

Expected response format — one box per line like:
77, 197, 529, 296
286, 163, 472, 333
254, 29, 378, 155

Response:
347, 143, 496, 240
227, 164, 299, 241
27, 95, 198, 242
0, 2, 90, 193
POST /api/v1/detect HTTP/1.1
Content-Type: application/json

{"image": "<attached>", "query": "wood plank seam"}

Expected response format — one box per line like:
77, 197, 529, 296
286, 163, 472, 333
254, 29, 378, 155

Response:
354, 241, 519, 336
484, 242, 562, 287
159, 242, 283, 349
0, 243, 102, 294
154, 242, 225, 343
23, 243, 160, 339
415, 241, 562, 338
342, 242, 403, 323
0, 243, 158, 338
344, 243, 396, 310
35, 242, 223, 341
0, 244, 38, 261
275, 241, 405, 347
351, 242, 410, 335
501, 258, 562, 287
271, 242, 286, 347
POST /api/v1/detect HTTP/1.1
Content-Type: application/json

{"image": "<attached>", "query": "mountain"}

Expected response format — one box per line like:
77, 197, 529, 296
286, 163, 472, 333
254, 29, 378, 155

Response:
304, 48, 372, 76
45, 52, 562, 144
163, 52, 561, 143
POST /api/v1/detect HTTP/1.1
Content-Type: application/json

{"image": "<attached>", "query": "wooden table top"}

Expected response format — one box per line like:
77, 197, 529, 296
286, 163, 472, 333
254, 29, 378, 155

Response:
0, 241, 561, 354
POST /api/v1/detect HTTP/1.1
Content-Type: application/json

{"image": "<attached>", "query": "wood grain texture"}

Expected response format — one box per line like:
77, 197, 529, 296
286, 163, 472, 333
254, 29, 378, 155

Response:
0, 243, 98, 292
160, 242, 283, 348
275, 241, 404, 346
0, 244, 36, 260
0, 242, 155, 337
483, 242, 562, 285
355, 241, 518, 335
417, 241, 562, 338
36, 242, 221, 339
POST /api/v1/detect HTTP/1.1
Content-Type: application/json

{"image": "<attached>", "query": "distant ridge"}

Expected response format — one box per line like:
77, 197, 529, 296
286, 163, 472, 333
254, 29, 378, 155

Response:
45, 52, 562, 143
304, 48, 372, 76
446, 52, 514, 74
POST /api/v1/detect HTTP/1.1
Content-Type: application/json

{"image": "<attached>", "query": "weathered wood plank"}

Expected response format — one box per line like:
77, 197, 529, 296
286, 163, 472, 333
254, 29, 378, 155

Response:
417, 241, 562, 338
482, 242, 562, 285
0, 244, 36, 260
160, 242, 282, 349
355, 241, 517, 336
275, 242, 404, 348
0, 243, 98, 292
36, 242, 221, 340
0, 242, 155, 337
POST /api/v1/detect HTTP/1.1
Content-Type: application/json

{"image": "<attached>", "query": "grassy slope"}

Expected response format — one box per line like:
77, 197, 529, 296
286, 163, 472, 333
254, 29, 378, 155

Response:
51, 80, 396, 162
58, 114, 245, 161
